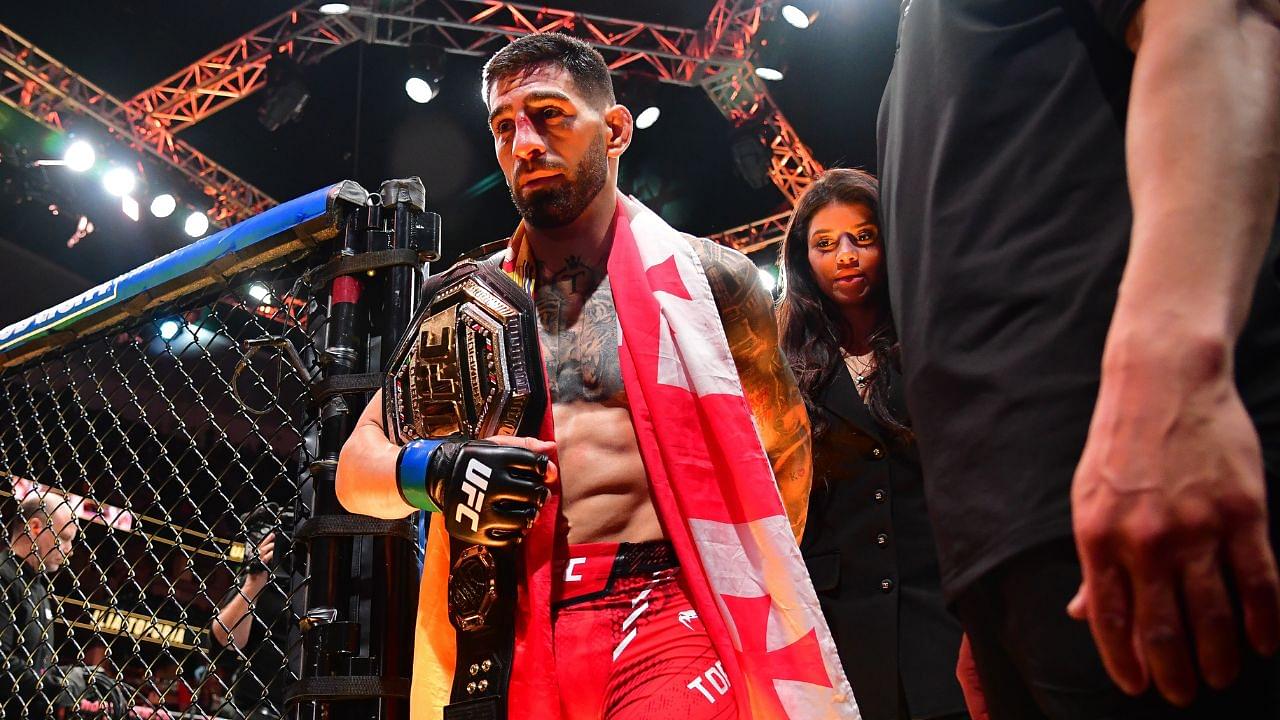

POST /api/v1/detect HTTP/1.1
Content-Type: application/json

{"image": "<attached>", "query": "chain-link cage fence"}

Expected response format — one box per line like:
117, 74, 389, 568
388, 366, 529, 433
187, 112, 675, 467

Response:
0, 258, 319, 719
0, 180, 431, 720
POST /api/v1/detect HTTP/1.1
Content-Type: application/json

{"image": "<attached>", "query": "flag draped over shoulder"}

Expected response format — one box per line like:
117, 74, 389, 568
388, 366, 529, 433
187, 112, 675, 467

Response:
411, 194, 858, 720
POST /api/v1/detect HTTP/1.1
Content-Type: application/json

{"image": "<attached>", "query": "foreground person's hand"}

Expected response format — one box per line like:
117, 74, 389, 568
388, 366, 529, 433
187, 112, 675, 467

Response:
1070, 343, 1280, 707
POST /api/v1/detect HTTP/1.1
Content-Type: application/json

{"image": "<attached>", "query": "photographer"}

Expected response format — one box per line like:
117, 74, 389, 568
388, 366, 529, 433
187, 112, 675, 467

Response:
210, 507, 292, 719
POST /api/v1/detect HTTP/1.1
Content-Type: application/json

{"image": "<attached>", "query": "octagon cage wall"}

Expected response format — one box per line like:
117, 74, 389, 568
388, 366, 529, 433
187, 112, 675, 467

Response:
0, 179, 431, 719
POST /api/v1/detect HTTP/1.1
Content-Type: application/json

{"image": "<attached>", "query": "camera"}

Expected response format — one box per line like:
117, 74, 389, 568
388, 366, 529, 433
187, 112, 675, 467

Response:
242, 502, 297, 576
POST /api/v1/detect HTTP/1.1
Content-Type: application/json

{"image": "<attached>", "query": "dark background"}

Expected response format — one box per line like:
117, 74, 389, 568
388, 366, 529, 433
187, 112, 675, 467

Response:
0, 0, 899, 327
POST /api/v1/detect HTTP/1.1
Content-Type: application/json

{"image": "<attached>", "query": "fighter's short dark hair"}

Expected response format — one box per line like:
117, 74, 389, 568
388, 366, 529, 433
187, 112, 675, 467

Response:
482, 33, 616, 108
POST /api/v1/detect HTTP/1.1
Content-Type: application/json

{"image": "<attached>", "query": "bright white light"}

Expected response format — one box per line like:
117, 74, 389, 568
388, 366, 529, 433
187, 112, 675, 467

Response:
184, 211, 210, 237
781, 5, 811, 29
102, 167, 136, 197
150, 193, 176, 218
635, 106, 661, 130
405, 76, 436, 104
318, 3, 351, 14
159, 320, 181, 341
63, 141, 96, 172
755, 66, 785, 81
758, 267, 777, 293
121, 195, 140, 222
248, 282, 274, 305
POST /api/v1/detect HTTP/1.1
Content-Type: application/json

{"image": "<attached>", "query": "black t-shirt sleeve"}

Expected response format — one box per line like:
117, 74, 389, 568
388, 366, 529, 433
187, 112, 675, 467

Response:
1085, 0, 1144, 44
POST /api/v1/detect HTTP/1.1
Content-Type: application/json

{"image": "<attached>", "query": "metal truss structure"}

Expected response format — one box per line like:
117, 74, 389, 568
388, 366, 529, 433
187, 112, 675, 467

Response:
699, 0, 823, 211
2, 1, 816, 250
704, 64, 824, 207
0, 22, 277, 224
118, 10, 363, 144
705, 209, 790, 254
121, 0, 750, 142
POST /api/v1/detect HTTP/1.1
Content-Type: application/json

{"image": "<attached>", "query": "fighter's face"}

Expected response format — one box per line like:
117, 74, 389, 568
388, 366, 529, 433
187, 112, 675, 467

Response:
806, 202, 884, 310
487, 65, 610, 228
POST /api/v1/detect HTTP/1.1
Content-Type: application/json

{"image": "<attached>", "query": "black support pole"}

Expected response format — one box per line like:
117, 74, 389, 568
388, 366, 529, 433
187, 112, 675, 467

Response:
294, 178, 439, 720
367, 178, 435, 720
298, 184, 373, 720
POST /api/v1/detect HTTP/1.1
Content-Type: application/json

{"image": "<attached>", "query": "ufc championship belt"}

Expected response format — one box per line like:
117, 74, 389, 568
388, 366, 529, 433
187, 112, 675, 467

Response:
383, 257, 546, 720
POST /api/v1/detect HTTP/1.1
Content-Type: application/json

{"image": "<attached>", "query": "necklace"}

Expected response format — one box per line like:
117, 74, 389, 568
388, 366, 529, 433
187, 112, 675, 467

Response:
841, 350, 874, 391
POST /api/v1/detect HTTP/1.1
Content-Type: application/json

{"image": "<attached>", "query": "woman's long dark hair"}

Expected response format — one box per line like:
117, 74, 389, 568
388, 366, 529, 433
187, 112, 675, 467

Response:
777, 168, 912, 442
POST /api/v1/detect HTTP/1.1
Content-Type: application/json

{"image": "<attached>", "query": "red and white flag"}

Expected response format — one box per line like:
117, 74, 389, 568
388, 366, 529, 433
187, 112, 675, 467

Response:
605, 195, 856, 719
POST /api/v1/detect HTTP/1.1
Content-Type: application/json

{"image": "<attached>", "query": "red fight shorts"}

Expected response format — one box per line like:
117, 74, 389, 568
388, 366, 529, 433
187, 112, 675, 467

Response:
552, 541, 738, 720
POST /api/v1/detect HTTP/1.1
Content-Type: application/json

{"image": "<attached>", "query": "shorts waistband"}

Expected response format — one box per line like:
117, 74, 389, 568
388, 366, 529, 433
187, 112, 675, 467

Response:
552, 540, 678, 606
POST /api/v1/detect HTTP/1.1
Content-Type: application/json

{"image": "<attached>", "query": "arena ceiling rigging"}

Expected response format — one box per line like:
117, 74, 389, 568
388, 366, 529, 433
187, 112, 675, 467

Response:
0, 0, 897, 327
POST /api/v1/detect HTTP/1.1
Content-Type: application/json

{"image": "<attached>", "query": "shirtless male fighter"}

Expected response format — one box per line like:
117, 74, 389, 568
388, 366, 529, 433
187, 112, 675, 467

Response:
337, 33, 825, 720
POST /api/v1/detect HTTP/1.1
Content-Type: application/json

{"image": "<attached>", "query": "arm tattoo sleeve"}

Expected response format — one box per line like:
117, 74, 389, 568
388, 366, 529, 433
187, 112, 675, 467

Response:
689, 236, 813, 541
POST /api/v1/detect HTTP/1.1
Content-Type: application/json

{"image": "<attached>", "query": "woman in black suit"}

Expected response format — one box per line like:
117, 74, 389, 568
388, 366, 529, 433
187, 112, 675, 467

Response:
778, 168, 968, 720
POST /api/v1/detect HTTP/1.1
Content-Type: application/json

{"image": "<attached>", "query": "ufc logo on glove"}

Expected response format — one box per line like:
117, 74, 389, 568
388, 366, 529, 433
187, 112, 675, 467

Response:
456, 459, 492, 533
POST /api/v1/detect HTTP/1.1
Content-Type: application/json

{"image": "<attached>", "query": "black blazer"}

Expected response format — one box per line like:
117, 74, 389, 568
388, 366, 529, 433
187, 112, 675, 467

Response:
800, 366, 967, 720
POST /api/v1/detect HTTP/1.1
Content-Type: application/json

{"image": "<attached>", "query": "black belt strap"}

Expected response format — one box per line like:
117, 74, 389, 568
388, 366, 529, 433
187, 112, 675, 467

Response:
313, 248, 421, 288
285, 675, 411, 702
294, 515, 416, 544
445, 542, 517, 718
310, 372, 382, 406
444, 697, 500, 720
612, 540, 678, 577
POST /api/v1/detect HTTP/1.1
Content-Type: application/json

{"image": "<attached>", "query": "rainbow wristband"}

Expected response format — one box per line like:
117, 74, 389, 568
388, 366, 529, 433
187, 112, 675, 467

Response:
397, 439, 444, 513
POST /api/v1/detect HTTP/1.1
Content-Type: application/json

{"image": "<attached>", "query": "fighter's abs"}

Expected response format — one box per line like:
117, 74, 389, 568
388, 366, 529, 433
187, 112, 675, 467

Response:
535, 255, 626, 406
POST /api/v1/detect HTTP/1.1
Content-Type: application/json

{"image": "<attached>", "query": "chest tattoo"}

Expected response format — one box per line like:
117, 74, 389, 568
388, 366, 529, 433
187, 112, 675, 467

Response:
535, 256, 626, 406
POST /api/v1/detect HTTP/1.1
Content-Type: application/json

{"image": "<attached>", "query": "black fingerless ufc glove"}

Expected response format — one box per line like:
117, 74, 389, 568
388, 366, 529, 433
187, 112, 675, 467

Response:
397, 438, 550, 547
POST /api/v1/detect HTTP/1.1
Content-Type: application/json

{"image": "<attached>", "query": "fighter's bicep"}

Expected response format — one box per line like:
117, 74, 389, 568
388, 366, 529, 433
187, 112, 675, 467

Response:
687, 236, 770, 355
687, 236, 791, 422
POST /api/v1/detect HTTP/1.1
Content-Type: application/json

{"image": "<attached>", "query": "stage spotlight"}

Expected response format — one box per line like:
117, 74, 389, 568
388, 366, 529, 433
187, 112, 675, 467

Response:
247, 282, 274, 305
753, 23, 789, 81
150, 193, 176, 218
781, 5, 812, 29
121, 195, 140, 222
757, 267, 777, 293
158, 319, 181, 341
318, 3, 350, 14
635, 106, 661, 130
102, 166, 136, 197
406, 41, 446, 105
405, 77, 437, 104
259, 55, 310, 131
184, 211, 210, 237
63, 140, 95, 172
67, 215, 94, 248
617, 74, 662, 130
